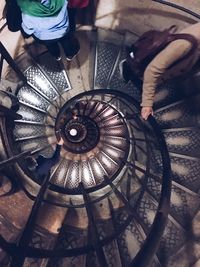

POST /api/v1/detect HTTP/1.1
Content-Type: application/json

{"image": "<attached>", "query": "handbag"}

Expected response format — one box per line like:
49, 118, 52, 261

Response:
68, 0, 89, 8
6, 0, 22, 32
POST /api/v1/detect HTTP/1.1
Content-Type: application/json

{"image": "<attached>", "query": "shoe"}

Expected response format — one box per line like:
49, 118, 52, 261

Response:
65, 36, 80, 61
66, 48, 80, 61
55, 56, 62, 61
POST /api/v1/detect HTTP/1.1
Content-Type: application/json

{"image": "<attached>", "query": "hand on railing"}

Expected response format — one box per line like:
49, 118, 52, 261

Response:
141, 106, 153, 120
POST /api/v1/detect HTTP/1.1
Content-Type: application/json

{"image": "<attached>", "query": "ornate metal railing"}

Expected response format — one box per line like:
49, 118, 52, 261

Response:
152, 0, 200, 20
0, 89, 172, 267
0, 1, 198, 265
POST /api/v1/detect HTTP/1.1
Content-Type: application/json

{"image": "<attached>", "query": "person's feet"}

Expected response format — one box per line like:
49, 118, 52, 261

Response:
65, 36, 80, 61
55, 56, 62, 61
66, 49, 79, 61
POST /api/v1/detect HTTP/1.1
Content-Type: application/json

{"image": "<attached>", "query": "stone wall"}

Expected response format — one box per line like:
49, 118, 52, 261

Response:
95, 0, 200, 35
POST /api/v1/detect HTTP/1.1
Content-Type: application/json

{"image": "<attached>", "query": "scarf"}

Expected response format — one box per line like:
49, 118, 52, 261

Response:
17, 0, 65, 17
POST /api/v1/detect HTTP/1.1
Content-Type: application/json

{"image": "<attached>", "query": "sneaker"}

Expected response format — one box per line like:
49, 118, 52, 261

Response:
66, 48, 80, 61
65, 36, 80, 61
55, 56, 62, 61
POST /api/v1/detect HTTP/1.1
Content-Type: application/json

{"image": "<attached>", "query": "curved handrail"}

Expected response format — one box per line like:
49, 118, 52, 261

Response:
130, 115, 171, 267
152, 0, 200, 20
0, 89, 171, 267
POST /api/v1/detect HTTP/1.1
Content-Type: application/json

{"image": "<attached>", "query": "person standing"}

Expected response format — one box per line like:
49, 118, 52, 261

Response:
17, 0, 80, 61
121, 22, 200, 120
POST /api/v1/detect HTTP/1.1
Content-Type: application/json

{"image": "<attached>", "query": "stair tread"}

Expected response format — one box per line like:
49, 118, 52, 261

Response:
37, 52, 70, 93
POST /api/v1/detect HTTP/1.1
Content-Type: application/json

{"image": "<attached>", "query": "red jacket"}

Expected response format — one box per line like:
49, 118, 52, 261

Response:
68, 0, 89, 8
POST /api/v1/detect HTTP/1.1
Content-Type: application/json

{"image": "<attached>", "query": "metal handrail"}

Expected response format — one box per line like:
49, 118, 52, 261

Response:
0, 90, 171, 267
1, 0, 197, 264
152, 0, 200, 20
0, 42, 27, 83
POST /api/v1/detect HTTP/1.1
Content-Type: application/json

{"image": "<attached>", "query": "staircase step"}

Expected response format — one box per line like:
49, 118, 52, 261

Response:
135, 192, 186, 264
154, 67, 200, 110
23, 203, 68, 267
154, 95, 200, 129
15, 138, 54, 158
157, 214, 186, 264
76, 29, 97, 90
147, 176, 200, 227
17, 85, 51, 112
163, 128, 200, 157
47, 208, 88, 267
103, 240, 123, 267
170, 153, 200, 193
24, 66, 59, 101
36, 52, 71, 93
94, 28, 124, 89
92, 201, 123, 267
165, 242, 200, 267
16, 104, 46, 123
170, 182, 200, 226
108, 31, 142, 102
116, 218, 146, 266
61, 56, 86, 99
14, 122, 47, 140
154, 81, 188, 110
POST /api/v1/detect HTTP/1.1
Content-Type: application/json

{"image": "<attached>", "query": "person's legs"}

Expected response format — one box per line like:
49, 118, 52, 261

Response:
59, 33, 80, 60
68, 7, 77, 35
33, 36, 61, 59
43, 40, 61, 60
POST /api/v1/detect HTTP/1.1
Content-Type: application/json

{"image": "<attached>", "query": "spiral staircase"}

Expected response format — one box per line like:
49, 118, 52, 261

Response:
0, 20, 200, 267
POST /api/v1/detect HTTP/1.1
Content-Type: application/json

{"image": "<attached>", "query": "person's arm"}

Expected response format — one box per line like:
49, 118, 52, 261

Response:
48, 145, 61, 166
141, 39, 192, 120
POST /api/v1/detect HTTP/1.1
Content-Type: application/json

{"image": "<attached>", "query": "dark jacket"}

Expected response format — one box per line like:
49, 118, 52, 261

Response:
34, 144, 61, 178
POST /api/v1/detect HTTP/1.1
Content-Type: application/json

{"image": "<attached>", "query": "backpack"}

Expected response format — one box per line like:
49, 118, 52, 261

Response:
126, 25, 198, 76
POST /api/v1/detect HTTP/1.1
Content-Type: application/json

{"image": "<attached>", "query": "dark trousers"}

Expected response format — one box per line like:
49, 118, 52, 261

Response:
40, 34, 73, 58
